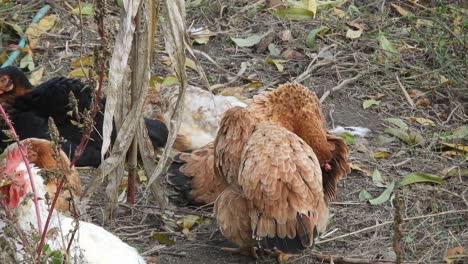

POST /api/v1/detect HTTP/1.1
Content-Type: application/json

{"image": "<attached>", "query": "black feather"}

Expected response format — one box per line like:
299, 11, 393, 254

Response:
165, 153, 196, 205
0, 66, 168, 167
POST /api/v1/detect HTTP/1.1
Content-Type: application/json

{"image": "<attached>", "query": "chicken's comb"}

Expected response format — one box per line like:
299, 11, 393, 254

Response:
5, 147, 24, 174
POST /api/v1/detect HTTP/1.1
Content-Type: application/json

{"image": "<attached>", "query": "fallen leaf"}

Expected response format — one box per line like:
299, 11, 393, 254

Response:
25, 15, 57, 48
138, 169, 147, 182
440, 142, 468, 153
271, 8, 315, 21
346, 29, 363, 39
362, 99, 380, 109
441, 151, 463, 157
177, 215, 202, 230
278, 30, 292, 42
359, 190, 373, 202
281, 49, 304, 60
28, 67, 44, 86
401, 172, 444, 186
332, 8, 347, 18
346, 21, 368, 31
372, 169, 387, 188
71, 56, 95, 68
406, 117, 436, 126
71, 3, 94, 16
266, 58, 288, 72
444, 167, 468, 178
268, 43, 281, 56
445, 246, 465, 264
373, 151, 390, 158
185, 58, 198, 71
349, 163, 372, 176
385, 118, 409, 129
162, 76, 179, 86
0, 51, 7, 65
19, 54, 34, 71
68, 68, 89, 78
231, 32, 270, 47
384, 128, 424, 145
190, 28, 213, 45
306, 0, 318, 16
415, 98, 431, 108
305, 26, 329, 49
416, 19, 434, 28
337, 132, 355, 145
369, 180, 395, 205
391, 3, 411, 16
151, 233, 176, 245
246, 80, 263, 89
378, 31, 399, 62
452, 125, 468, 139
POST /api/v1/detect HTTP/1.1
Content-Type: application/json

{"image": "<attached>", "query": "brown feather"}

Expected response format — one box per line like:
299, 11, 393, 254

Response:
21, 138, 81, 213
322, 134, 351, 201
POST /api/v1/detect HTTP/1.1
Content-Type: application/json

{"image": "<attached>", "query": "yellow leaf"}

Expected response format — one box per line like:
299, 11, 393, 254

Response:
246, 80, 263, 90
349, 162, 372, 176
440, 143, 468, 153
373, 151, 390, 158
68, 68, 90, 78
332, 8, 347, 18
71, 56, 95, 68
305, 0, 317, 16
406, 116, 435, 126
28, 67, 44, 86
25, 15, 57, 48
266, 58, 288, 72
391, 3, 410, 16
445, 246, 465, 264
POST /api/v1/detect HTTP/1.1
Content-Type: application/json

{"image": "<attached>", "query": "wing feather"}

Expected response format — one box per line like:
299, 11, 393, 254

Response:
214, 106, 256, 186
239, 124, 329, 252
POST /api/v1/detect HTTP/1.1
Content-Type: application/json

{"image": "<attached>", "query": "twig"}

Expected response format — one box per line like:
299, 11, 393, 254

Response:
441, 104, 460, 125
320, 73, 362, 103
393, 189, 404, 264
294, 44, 335, 83
395, 74, 416, 108
0, 105, 42, 234
310, 252, 403, 264
317, 209, 468, 244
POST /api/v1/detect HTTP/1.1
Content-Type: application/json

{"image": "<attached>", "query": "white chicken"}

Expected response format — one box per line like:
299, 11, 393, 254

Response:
0, 146, 146, 264
145, 84, 247, 151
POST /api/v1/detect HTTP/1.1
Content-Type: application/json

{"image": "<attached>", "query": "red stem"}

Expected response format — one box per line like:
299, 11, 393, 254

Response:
0, 105, 43, 234
35, 61, 106, 261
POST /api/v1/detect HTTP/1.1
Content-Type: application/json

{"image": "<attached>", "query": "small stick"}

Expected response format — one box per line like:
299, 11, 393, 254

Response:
294, 44, 335, 83
317, 209, 468, 244
395, 74, 416, 108
320, 73, 362, 103
310, 252, 406, 264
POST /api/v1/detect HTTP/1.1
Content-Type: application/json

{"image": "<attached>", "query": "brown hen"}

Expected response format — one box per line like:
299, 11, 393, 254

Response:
166, 83, 350, 206
1, 138, 81, 213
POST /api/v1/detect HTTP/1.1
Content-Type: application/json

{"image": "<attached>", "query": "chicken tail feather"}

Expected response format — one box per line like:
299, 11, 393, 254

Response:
165, 153, 194, 205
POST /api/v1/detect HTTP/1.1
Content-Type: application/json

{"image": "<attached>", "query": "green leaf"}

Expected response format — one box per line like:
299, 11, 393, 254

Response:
67, 68, 89, 78
20, 53, 35, 71
231, 32, 270, 47
151, 233, 176, 245
162, 76, 179, 86
384, 128, 424, 145
378, 31, 398, 60
369, 180, 395, 205
268, 43, 281, 56
337, 132, 355, 145
385, 118, 408, 130
452, 125, 468, 140
271, 8, 315, 21
372, 169, 386, 188
266, 58, 288, 72
362, 99, 380, 109
359, 190, 373, 202
401, 172, 444, 186
305, 26, 329, 49
71, 3, 94, 16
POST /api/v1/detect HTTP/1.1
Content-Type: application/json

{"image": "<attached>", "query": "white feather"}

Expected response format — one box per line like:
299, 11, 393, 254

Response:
329, 126, 371, 137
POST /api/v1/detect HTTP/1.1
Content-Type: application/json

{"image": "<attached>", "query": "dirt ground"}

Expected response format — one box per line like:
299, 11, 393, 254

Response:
1, 0, 467, 263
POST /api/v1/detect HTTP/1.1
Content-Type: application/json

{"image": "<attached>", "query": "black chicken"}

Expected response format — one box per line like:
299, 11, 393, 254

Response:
0, 66, 168, 167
